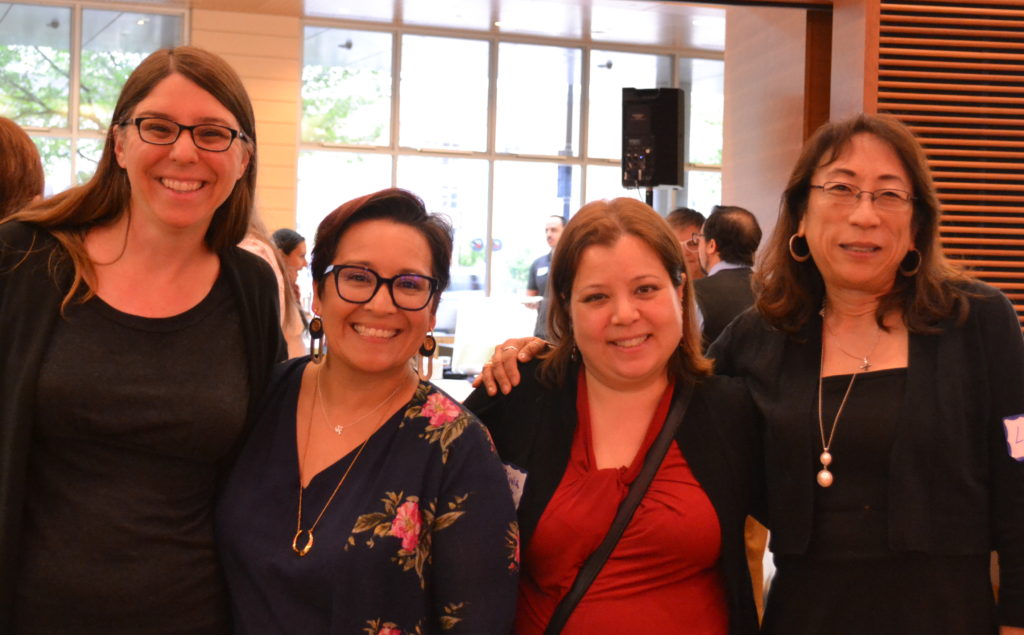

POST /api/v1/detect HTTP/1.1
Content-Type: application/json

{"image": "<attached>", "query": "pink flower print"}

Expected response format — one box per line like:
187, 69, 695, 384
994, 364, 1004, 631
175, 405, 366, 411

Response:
389, 500, 422, 551
421, 393, 461, 428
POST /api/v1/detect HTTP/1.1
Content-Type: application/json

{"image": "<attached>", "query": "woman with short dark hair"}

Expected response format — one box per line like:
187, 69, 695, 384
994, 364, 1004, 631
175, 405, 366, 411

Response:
217, 188, 518, 634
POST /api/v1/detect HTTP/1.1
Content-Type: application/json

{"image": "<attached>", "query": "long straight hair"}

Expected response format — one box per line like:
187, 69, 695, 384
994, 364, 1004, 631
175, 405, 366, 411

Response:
4, 46, 257, 309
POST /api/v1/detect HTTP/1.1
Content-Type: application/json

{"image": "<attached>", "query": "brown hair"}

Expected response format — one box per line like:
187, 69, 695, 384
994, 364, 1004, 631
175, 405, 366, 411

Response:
4, 46, 257, 308
310, 188, 453, 311
540, 197, 711, 387
755, 113, 968, 334
0, 117, 45, 219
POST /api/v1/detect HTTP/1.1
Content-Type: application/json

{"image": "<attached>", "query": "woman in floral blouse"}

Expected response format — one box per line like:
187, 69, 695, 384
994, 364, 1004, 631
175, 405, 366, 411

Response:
216, 188, 518, 634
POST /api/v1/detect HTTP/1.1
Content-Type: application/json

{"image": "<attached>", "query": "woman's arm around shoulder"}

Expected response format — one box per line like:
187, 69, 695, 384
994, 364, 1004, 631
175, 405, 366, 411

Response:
422, 389, 519, 633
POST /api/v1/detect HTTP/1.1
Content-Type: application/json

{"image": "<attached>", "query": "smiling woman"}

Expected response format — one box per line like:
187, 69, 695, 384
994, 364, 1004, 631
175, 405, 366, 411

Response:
216, 188, 518, 634
0, 47, 284, 633
464, 198, 762, 634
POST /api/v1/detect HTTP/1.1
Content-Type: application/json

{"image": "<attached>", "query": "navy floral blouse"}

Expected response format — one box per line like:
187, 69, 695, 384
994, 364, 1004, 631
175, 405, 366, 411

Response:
216, 358, 519, 634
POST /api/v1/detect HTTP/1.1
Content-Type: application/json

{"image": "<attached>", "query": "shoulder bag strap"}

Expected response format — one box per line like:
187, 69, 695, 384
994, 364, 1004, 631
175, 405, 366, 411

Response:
543, 383, 694, 634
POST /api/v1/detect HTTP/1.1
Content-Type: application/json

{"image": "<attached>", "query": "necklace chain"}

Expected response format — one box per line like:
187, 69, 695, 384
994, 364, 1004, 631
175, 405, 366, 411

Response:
293, 367, 412, 556
815, 306, 883, 488
316, 365, 406, 435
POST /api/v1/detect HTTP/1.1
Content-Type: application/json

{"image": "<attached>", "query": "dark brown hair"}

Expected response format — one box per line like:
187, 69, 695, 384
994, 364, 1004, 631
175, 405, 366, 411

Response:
0, 116, 45, 219
540, 197, 711, 387
310, 188, 453, 311
755, 113, 968, 334
5, 46, 257, 307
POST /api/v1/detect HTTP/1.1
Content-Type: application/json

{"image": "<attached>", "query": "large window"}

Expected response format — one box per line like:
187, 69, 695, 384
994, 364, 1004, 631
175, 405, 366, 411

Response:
298, 23, 724, 329
0, 2, 184, 193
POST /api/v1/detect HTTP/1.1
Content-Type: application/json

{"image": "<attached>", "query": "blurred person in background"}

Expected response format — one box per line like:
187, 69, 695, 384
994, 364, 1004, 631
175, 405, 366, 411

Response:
0, 116, 45, 219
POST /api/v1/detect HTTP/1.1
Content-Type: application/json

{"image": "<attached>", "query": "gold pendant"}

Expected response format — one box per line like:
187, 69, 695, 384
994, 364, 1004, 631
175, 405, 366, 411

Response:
292, 528, 314, 556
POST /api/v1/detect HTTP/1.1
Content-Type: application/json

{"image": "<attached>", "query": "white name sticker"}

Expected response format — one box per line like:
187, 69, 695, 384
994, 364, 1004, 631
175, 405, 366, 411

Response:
504, 463, 527, 509
536, 266, 549, 277
1004, 414, 1024, 461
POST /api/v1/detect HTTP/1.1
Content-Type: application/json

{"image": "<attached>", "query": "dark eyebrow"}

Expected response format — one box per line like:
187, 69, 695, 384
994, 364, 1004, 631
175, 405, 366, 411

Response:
131, 111, 236, 127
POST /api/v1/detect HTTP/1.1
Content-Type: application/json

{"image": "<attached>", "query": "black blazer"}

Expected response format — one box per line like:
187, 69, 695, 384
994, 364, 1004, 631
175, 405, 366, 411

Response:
464, 361, 762, 634
694, 266, 755, 349
708, 282, 1024, 627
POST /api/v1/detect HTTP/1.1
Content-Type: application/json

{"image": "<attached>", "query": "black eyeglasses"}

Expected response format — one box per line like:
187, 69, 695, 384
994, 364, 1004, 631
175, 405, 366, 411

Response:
119, 117, 248, 152
323, 265, 438, 311
810, 181, 914, 212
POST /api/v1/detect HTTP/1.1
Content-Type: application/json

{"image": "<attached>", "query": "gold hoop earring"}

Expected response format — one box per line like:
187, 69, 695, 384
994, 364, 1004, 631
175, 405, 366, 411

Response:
899, 249, 922, 277
788, 234, 811, 263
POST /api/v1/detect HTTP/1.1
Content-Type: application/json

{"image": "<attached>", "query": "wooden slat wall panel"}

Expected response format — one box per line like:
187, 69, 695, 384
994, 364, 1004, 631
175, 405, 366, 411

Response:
876, 0, 1024, 325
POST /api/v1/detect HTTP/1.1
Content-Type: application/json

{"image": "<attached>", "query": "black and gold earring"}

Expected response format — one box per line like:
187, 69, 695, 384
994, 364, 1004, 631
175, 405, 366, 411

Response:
418, 332, 437, 380
309, 316, 325, 364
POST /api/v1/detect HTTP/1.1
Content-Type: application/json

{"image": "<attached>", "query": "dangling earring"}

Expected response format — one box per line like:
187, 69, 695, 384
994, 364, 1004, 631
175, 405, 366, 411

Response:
309, 316, 325, 364
418, 332, 437, 380
788, 234, 811, 262
899, 248, 922, 277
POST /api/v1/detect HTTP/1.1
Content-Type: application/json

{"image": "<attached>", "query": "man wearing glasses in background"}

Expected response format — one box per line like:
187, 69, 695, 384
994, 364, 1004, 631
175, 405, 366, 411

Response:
666, 207, 706, 283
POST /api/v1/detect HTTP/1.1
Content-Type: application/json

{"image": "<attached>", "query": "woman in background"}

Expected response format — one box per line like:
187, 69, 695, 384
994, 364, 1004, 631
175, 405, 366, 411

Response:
0, 116, 45, 218
217, 188, 518, 634
241, 216, 307, 358
465, 198, 760, 634
0, 46, 283, 633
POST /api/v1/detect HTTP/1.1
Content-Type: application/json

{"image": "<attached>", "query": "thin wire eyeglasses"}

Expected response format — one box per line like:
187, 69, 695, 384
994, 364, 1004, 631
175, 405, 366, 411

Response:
119, 117, 248, 152
323, 265, 439, 311
683, 232, 703, 252
810, 181, 914, 212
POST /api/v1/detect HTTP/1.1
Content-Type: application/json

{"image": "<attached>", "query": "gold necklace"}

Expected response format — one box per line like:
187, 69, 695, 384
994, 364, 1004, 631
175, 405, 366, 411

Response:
292, 368, 410, 556
815, 308, 882, 488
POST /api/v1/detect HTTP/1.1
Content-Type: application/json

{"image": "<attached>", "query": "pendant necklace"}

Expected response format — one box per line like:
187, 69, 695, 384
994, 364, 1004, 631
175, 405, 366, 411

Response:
293, 368, 410, 556
316, 365, 406, 435
816, 308, 882, 488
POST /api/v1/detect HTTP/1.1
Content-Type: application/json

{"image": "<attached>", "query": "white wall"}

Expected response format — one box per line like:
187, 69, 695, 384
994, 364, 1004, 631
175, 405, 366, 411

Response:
722, 6, 808, 246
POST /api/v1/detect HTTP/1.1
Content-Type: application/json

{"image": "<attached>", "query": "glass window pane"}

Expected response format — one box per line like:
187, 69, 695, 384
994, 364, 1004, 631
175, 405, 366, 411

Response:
491, 161, 578, 297
588, 50, 671, 160
75, 137, 103, 184
396, 155, 489, 334
302, 27, 392, 145
400, 35, 488, 151
31, 136, 70, 196
496, 43, 580, 156
296, 150, 392, 241
585, 164, 644, 204
0, 3, 71, 128
686, 169, 721, 214
681, 58, 723, 166
79, 10, 182, 131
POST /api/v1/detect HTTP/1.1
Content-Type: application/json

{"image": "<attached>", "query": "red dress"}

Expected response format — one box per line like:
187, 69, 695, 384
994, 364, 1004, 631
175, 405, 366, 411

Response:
515, 373, 728, 634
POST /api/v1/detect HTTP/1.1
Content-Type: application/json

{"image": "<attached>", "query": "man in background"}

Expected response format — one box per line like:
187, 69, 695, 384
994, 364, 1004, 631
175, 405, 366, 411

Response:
666, 207, 706, 282
694, 205, 762, 348
526, 215, 565, 339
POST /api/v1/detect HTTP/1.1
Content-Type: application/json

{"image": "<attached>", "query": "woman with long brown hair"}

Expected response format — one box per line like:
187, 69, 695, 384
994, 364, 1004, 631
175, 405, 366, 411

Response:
0, 47, 283, 632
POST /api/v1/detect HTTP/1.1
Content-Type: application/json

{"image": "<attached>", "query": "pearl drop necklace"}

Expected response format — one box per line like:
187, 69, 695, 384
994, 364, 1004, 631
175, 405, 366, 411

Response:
816, 308, 882, 488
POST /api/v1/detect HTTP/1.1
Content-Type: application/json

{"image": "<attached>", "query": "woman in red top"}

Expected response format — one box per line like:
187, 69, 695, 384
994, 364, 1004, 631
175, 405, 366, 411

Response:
465, 198, 761, 634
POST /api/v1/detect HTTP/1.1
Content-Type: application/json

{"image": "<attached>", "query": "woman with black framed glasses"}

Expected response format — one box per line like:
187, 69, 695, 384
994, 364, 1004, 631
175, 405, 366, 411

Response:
216, 188, 518, 634
0, 47, 284, 632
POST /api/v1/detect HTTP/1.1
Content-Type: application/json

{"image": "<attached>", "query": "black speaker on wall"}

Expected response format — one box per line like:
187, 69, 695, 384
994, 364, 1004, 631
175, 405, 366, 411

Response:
621, 87, 685, 189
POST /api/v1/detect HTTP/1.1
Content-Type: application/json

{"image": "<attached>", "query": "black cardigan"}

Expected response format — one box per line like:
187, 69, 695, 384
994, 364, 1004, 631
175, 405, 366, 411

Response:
708, 280, 1024, 627
0, 220, 286, 625
464, 361, 762, 635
